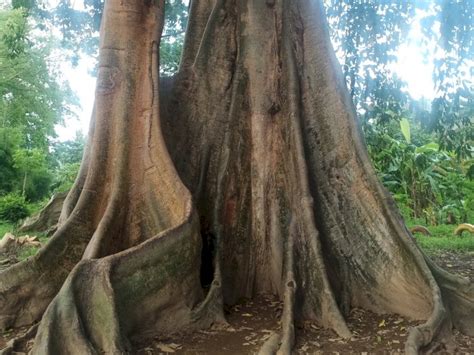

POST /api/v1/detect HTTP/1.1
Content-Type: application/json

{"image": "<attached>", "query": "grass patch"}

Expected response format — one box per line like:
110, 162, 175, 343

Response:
27, 198, 49, 216
1, 220, 50, 261
0, 221, 14, 236
17, 245, 41, 260
414, 235, 474, 252
16, 233, 50, 261
409, 223, 474, 252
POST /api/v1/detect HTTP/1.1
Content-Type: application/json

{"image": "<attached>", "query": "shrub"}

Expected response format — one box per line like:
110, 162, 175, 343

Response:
0, 193, 30, 223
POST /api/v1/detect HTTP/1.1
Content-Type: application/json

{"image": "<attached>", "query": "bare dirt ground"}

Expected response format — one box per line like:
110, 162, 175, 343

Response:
430, 251, 473, 281
132, 251, 473, 355
134, 297, 472, 355
1, 250, 473, 354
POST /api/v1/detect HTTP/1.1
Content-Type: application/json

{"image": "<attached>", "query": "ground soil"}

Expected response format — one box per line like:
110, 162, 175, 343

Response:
430, 251, 473, 282
1, 249, 473, 354
133, 296, 472, 355
132, 250, 473, 354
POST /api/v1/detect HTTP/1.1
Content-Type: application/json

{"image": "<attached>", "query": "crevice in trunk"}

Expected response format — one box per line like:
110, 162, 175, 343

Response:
200, 215, 216, 290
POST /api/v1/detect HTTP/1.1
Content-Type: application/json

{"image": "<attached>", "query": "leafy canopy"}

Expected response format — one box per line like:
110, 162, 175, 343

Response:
0, 6, 77, 201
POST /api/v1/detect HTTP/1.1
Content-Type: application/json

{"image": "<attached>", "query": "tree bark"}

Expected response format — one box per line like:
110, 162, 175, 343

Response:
0, 0, 472, 354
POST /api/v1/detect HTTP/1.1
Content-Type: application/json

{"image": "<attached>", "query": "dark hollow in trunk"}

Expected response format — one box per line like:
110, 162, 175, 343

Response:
0, 1, 472, 354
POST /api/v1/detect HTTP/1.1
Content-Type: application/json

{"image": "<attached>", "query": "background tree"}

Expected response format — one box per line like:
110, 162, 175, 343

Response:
425, 0, 473, 158
50, 132, 86, 192
0, 6, 76, 202
13, 148, 49, 198
325, 0, 414, 123
46, 0, 189, 73
324, 0, 473, 224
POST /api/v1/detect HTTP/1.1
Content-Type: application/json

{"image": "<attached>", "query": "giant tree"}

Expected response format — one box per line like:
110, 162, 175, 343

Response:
0, 0, 472, 354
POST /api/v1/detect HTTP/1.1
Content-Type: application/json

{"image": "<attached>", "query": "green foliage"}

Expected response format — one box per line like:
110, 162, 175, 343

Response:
399, 118, 411, 143
429, 1, 473, 155
52, 162, 80, 192
325, 0, 414, 126
160, 36, 184, 75
1, 7, 28, 58
51, 132, 85, 165
45, 0, 188, 74
17, 245, 39, 260
160, 0, 187, 75
13, 148, 51, 198
0, 9, 76, 150
408, 224, 474, 253
0, 193, 29, 223
50, 132, 85, 192
325, 1, 473, 161
415, 235, 474, 252
368, 116, 473, 225
430, 91, 473, 159
0, 221, 14, 236
0, 7, 77, 202
0, 128, 21, 195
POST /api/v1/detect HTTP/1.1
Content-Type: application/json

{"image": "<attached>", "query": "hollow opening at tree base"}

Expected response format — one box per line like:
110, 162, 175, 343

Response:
200, 216, 216, 290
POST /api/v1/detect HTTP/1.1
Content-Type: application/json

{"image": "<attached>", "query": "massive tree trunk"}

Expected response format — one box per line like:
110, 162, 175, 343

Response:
0, 0, 472, 354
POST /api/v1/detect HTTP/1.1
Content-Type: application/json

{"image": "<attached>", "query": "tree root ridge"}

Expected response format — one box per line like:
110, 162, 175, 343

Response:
30, 205, 225, 354
294, 1, 473, 353
424, 253, 474, 337
2, 0, 220, 352
32, 261, 127, 354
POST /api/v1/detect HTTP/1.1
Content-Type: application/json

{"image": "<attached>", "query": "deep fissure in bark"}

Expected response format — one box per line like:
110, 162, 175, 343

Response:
0, 0, 472, 354
199, 216, 216, 289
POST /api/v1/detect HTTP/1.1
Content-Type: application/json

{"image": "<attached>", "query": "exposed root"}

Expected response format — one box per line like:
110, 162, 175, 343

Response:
424, 253, 474, 337
31, 204, 222, 353
454, 223, 474, 236
403, 247, 473, 354
278, 221, 296, 355
405, 298, 447, 354
32, 260, 127, 354
258, 221, 296, 355
258, 333, 281, 355
0, 215, 95, 330
192, 251, 226, 327
410, 225, 432, 236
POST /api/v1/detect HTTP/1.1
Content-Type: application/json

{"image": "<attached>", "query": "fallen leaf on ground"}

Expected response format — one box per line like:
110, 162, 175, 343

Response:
156, 343, 175, 353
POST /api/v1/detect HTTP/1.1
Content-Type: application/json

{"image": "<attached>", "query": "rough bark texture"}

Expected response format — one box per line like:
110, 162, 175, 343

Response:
0, 0, 472, 354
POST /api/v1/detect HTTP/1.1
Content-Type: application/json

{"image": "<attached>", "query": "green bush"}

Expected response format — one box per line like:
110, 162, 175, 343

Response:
0, 193, 29, 223
51, 162, 80, 193
367, 117, 473, 226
